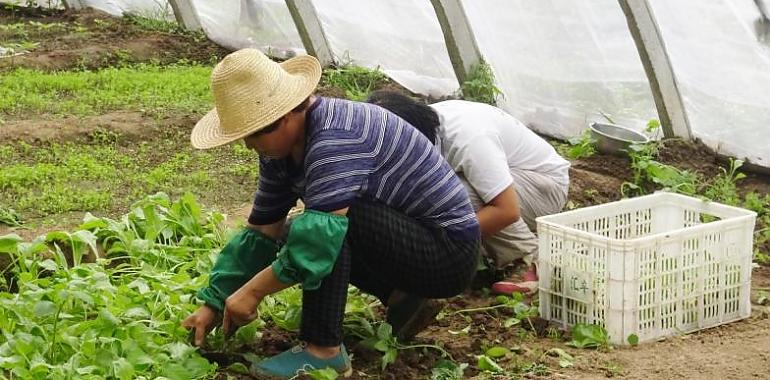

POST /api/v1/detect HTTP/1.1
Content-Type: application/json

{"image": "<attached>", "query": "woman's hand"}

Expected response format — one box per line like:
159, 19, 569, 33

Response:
182, 305, 220, 346
222, 285, 263, 337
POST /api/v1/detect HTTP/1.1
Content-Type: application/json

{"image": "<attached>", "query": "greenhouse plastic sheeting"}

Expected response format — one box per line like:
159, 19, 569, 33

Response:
312, 0, 458, 97
78, 0, 173, 19
648, 0, 770, 167
462, 0, 657, 139
2, 0, 62, 8
191, 0, 304, 58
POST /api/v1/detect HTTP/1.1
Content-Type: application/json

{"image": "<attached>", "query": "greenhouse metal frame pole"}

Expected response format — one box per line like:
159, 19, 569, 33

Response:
285, 0, 334, 67
430, 0, 483, 84
168, 0, 202, 31
619, 0, 692, 140
60, 0, 84, 10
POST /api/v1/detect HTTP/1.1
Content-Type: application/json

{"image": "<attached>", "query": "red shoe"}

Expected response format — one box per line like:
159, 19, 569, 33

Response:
491, 266, 538, 295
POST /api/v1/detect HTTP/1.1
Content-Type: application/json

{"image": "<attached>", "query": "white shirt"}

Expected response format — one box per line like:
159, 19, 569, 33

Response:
431, 100, 570, 203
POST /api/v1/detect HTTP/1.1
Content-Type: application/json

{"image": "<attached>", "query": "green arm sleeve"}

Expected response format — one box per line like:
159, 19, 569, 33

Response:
271, 210, 348, 290
197, 228, 280, 311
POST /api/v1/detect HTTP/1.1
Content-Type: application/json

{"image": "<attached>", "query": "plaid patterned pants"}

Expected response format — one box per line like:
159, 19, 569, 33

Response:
300, 199, 479, 346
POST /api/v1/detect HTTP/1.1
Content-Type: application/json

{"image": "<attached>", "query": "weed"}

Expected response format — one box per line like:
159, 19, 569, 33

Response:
124, 13, 182, 34
621, 139, 701, 197
602, 361, 624, 377
321, 65, 389, 102
0, 206, 23, 227
359, 322, 451, 371
566, 129, 597, 159
459, 60, 502, 105
568, 323, 610, 349
703, 158, 746, 206
431, 359, 467, 380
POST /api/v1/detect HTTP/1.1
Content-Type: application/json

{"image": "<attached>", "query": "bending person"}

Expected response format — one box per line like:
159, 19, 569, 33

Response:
368, 91, 569, 294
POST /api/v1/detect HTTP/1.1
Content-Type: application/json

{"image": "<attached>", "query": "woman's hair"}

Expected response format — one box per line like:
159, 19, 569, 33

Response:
367, 90, 440, 144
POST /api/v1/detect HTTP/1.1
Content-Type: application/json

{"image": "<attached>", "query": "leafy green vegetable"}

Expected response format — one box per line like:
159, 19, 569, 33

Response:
477, 355, 504, 373
568, 323, 610, 349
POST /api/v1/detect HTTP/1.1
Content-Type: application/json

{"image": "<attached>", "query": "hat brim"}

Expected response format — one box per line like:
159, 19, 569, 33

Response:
190, 55, 322, 149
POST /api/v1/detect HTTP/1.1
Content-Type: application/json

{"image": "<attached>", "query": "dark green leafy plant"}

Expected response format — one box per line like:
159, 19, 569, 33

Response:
568, 323, 610, 349
566, 129, 597, 159
703, 158, 746, 206
0, 193, 225, 378
460, 60, 503, 105
360, 322, 452, 371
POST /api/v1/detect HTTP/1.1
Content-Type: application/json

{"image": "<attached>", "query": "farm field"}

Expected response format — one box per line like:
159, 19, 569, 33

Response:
1, 7, 769, 380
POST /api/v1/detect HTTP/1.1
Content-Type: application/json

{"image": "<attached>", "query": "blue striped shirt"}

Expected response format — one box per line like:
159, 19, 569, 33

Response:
248, 97, 479, 239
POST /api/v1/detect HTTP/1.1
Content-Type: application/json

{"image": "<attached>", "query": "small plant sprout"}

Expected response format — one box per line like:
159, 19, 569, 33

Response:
460, 60, 503, 105
568, 323, 611, 349
566, 129, 597, 159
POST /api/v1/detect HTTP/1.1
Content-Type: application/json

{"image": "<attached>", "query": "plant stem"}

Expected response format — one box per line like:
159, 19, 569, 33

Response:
452, 304, 508, 315
397, 343, 453, 361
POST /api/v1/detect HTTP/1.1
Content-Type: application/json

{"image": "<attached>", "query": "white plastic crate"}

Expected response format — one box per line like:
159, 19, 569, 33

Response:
537, 192, 756, 345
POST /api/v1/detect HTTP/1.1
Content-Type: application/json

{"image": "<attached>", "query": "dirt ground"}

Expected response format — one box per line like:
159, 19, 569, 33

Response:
2, 7, 770, 380
0, 7, 228, 71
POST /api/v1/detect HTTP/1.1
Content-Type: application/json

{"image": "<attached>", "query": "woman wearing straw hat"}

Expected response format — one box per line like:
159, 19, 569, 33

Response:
181, 49, 480, 378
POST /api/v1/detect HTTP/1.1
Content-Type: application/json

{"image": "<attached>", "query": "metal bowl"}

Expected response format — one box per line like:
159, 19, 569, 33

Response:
589, 122, 649, 156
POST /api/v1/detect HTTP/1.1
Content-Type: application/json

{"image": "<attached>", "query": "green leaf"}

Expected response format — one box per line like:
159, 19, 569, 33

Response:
503, 317, 521, 328
477, 355, 503, 373
485, 346, 510, 358
377, 323, 393, 340
98, 309, 120, 327
431, 360, 466, 380
113, 358, 134, 380
33, 300, 57, 317
306, 367, 340, 380
546, 348, 574, 365
448, 324, 471, 335
373, 339, 390, 352
227, 362, 249, 375
627, 334, 639, 346
568, 323, 609, 349
0, 234, 22, 253
382, 348, 397, 370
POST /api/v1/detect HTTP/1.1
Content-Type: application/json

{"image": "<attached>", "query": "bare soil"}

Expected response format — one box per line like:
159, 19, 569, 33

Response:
0, 7, 228, 71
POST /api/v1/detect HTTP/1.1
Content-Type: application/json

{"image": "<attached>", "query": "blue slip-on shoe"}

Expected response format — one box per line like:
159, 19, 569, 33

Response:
250, 342, 352, 379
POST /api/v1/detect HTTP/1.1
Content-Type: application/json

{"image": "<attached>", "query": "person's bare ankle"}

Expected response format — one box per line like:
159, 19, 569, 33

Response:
305, 343, 341, 359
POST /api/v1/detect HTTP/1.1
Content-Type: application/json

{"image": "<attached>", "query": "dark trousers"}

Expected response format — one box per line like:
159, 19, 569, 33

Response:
299, 199, 479, 346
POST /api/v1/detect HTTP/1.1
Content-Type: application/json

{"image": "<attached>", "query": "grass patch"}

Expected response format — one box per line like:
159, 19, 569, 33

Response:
320, 65, 389, 101
0, 64, 212, 117
0, 134, 259, 224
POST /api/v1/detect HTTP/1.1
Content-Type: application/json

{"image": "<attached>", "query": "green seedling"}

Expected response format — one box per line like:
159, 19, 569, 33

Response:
476, 355, 504, 373
566, 129, 597, 159
544, 348, 574, 368
703, 158, 746, 206
568, 323, 610, 349
321, 65, 389, 101
0, 206, 23, 227
430, 359, 467, 380
360, 322, 452, 371
460, 60, 503, 105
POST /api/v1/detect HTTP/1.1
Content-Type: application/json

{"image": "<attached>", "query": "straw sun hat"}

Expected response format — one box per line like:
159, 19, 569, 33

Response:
190, 48, 322, 149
